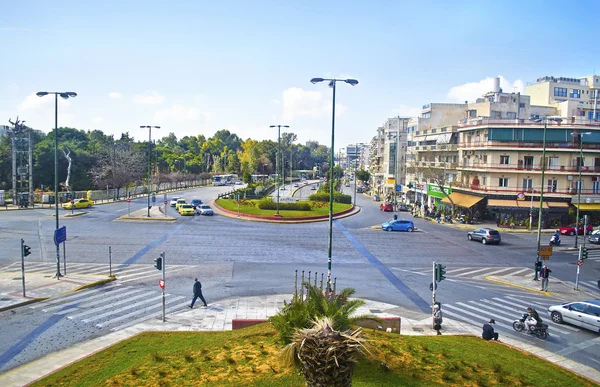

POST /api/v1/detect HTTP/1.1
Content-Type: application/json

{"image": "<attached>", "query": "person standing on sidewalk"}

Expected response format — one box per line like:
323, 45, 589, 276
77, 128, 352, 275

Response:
189, 278, 208, 308
539, 265, 552, 291
433, 304, 443, 335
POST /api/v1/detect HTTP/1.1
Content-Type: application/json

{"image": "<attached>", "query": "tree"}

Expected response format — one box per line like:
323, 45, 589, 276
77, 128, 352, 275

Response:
89, 145, 145, 197
355, 169, 370, 184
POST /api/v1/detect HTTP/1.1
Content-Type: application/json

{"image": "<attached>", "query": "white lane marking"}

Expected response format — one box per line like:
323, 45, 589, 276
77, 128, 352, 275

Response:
102, 297, 187, 329
54, 288, 143, 315
37, 287, 118, 311
84, 294, 165, 324
66, 289, 149, 320
119, 267, 189, 283
454, 268, 491, 277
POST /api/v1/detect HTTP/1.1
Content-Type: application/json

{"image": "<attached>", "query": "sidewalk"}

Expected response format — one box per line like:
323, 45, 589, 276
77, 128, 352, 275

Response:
487, 272, 600, 301
1, 293, 599, 386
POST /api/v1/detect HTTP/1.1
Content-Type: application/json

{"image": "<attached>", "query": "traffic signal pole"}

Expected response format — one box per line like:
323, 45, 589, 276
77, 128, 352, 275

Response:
162, 252, 166, 322
432, 261, 436, 329
20, 238, 26, 297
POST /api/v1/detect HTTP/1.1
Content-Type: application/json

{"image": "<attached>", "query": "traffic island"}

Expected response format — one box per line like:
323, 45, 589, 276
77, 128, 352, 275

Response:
118, 206, 176, 221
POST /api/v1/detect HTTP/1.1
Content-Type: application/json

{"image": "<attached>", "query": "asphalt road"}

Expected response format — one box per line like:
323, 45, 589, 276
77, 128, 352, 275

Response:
0, 182, 599, 373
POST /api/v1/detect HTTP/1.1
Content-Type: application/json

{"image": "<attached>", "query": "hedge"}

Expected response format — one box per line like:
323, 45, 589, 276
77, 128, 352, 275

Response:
308, 192, 352, 204
257, 197, 312, 211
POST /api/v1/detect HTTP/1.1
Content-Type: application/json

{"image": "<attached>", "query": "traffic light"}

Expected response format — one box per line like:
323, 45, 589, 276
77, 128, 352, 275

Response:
582, 247, 588, 260
23, 244, 31, 257
535, 261, 542, 271
408, 183, 413, 189
154, 256, 163, 270
435, 263, 447, 282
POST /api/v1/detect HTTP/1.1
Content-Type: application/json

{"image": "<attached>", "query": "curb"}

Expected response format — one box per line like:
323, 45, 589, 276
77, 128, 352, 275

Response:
0, 297, 49, 313
63, 212, 86, 218
118, 215, 176, 221
484, 276, 552, 296
72, 277, 116, 292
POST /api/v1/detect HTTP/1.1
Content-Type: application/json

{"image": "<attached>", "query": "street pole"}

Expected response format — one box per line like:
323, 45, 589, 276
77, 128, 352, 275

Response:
20, 238, 26, 297
575, 134, 583, 248
326, 80, 336, 292
162, 252, 166, 322
270, 125, 289, 215
54, 94, 61, 279
534, 121, 548, 281
141, 126, 160, 217
432, 261, 436, 329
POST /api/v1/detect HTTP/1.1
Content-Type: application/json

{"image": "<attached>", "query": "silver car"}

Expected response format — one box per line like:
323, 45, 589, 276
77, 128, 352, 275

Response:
467, 228, 501, 245
549, 300, 600, 333
197, 204, 213, 216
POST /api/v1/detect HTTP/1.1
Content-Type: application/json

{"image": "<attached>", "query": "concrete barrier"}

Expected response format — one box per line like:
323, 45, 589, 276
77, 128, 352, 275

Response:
354, 317, 401, 334
232, 319, 269, 330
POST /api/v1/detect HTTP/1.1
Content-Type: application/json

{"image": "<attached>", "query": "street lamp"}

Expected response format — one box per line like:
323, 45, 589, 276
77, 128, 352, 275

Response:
36, 91, 77, 279
571, 131, 592, 248
270, 125, 289, 215
310, 77, 359, 292
528, 185, 543, 232
529, 116, 562, 280
140, 125, 160, 217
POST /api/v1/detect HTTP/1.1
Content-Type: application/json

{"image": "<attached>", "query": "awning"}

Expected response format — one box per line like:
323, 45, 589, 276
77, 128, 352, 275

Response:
572, 203, 600, 211
487, 199, 549, 209
547, 202, 569, 208
441, 192, 484, 208
517, 201, 548, 209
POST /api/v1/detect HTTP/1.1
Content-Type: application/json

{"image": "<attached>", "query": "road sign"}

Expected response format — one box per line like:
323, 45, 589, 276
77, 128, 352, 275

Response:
164, 200, 168, 205
54, 226, 66, 246
429, 282, 437, 291
126, 198, 131, 203
517, 192, 526, 201
577, 259, 584, 266
159, 279, 165, 289
395, 184, 401, 192
539, 245, 552, 257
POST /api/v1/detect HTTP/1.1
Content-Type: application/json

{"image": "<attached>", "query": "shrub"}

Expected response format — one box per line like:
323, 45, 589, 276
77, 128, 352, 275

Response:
257, 197, 311, 211
308, 192, 352, 204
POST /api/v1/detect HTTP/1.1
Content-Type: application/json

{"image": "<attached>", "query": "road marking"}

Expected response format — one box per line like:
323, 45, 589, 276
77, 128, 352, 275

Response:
453, 268, 491, 277
66, 289, 148, 319
102, 297, 187, 329
83, 294, 164, 323
37, 287, 117, 311
557, 336, 600, 356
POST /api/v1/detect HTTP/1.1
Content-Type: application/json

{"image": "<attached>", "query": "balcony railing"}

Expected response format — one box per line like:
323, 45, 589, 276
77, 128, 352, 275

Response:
460, 117, 600, 128
452, 182, 600, 196
457, 162, 600, 173
459, 140, 600, 150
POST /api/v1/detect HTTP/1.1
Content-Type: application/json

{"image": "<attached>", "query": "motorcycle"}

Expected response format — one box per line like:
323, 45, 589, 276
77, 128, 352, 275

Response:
444, 215, 453, 224
456, 215, 466, 224
512, 313, 549, 339
549, 234, 561, 246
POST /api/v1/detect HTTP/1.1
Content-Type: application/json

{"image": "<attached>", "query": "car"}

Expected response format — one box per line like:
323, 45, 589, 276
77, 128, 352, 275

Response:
235, 180, 243, 185
175, 199, 187, 211
169, 197, 180, 207
589, 230, 600, 244
62, 198, 95, 210
178, 204, 195, 216
467, 228, 501, 245
559, 223, 594, 236
398, 204, 409, 212
197, 204, 213, 216
381, 219, 415, 232
345, 183, 350, 187
379, 202, 394, 212
356, 187, 363, 193
293, 183, 299, 187
190, 199, 203, 208
548, 300, 600, 333
373, 194, 381, 202
310, 185, 317, 190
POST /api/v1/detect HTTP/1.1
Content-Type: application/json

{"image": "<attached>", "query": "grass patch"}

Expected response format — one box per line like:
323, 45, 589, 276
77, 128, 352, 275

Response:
31, 324, 594, 387
216, 198, 352, 218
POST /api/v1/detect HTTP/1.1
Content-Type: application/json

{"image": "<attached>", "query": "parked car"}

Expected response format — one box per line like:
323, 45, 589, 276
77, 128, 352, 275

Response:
62, 198, 94, 210
381, 219, 415, 232
548, 300, 600, 333
169, 197, 180, 207
467, 228, 501, 245
356, 187, 363, 193
398, 204, 409, 212
310, 185, 317, 190
197, 204, 214, 216
190, 199, 203, 209
293, 183, 299, 187
373, 194, 381, 202
559, 223, 594, 236
589, 230, 600, 244
175, 199, 187, 211
178, 204, 195, 216
379, 202, 394, 212
235, 180, 243, 185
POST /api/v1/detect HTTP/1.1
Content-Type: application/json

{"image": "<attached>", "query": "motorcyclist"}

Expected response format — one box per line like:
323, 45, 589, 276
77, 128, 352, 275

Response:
551, 231, 561, 245
525, 307, 542, 332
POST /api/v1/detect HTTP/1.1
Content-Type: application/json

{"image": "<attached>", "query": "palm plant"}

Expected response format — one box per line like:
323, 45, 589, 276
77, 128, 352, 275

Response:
269, 283, 379, 344
282, 317, 367, 387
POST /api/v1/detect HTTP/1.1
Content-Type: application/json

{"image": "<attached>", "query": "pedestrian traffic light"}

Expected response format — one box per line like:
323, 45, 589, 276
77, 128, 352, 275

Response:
154, 256, 162, 270
435, 263, 447, 282
23, 244, 31, 257
582, 247, 588, 260
535, 261, 542, 271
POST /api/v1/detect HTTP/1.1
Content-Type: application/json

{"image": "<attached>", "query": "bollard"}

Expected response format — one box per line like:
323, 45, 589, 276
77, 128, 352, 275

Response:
308, 271, 311, 289
109, 246, 112, 277
301, 271, 305, 302
333, 277, 337, 296
294, 270, 298, 301
314, 271, 318, 287
320, 273, 324, 292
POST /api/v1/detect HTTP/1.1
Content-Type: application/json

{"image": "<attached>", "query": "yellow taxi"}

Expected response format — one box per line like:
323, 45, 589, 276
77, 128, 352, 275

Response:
175, 199, 187, 211
178, 204, 195, 216
62, 198, 95, 210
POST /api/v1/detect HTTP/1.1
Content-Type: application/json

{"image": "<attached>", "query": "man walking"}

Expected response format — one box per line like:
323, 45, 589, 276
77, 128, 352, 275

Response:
539, 265, 552, 291
189, 278, 207, 308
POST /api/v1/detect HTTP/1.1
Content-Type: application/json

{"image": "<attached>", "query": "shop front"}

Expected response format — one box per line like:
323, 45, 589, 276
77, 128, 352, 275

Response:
486, 199, 569, 229
428, 184, 451, 208
571, 199, 600, 226
440, 191, 485, 221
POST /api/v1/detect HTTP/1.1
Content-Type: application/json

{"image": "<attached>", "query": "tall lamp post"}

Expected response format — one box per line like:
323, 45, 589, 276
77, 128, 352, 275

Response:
572, 131, 592, 248
270, 125, 288, 215
140, 125, 160, 217
528, 186, 543, 232
530, 116, 562, 280
36, 91, 77, 279
310, 77, 359, 291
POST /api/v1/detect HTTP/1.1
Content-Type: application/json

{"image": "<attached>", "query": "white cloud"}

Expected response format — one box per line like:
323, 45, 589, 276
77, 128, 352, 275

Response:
447, 76, 525, 102
92, 116, 104, 124
281, 87, 346, 120
393, 104, 421, 118
133, 90, 165, 105
153, 104, 212, 122
17, 93, 54, 111
108, 92, 122, 99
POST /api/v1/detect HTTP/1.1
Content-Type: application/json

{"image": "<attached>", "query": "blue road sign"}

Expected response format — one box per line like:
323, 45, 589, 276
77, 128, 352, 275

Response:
54, 226, 67, 246
395, 184, 402, 192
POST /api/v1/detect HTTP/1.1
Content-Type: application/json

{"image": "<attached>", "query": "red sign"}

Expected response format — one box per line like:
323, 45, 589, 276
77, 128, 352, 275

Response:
164, 200, 168, 205
159, 279, 165, 289
577, 259, 584, 266
517, 192, 526, 201
126, 198, 131, 203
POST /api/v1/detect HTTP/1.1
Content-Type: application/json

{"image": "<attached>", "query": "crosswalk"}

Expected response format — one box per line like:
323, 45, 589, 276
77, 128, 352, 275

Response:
398, 266, 532, 280
565, 247, 600, 261
1, 261, 193, 284
441, 294, 582, 339
30, 285, 190, 331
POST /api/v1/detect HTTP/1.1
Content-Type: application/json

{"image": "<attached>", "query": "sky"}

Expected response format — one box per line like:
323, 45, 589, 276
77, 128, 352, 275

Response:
1, 0, 600, 149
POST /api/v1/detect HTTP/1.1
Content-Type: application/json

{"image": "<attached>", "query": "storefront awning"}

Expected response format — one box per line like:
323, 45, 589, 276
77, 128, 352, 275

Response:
547, 202, 569, 208
572, 203, 600, 211
487, 199, 550, 209
441, 192, 484, 208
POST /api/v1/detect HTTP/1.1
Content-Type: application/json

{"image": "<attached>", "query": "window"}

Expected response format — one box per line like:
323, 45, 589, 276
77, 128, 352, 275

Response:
586, 305, 600, 317
500, 155, 510, 165
519, 102, 525, 108
548, 179, 557, 193
499, 178, 509, 187
422, 112, 431, 119
431, 128, 437, 133
554, 87, 567, 97
570, 89, 581, 98
593, 181, 599, 194
522, 178, 533, 190
482, 176, 487, 185
491, 111, 502, 118
507, 112, 517, 119
548, 157, 559, 170
575, 180, 584, 192
579, 110, 585, 116
423, 130, 428, 134
569, 303, 586, 312
483, 155, 488, 163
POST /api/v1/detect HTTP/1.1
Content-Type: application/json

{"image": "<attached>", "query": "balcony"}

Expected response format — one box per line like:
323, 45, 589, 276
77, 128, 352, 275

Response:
457, 162, 600, 173
452, 182, 600, 197
459, 140, 600, 151
460, 117, 600, 128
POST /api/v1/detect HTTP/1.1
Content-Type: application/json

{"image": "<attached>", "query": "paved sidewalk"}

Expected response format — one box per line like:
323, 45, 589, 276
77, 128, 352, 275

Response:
1, 294, 599, 386
487, 272, 600, 301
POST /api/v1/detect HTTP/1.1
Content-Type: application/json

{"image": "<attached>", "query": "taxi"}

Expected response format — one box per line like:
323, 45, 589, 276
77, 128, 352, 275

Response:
178, 204, 195, 216
62, 198, 95, 210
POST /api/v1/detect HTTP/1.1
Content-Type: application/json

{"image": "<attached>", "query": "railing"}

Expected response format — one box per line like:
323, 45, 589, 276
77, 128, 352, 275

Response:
459, 140, 600, 150
460, 117, 600, 128
457, 162, 600, 173
452, 182, 600, 196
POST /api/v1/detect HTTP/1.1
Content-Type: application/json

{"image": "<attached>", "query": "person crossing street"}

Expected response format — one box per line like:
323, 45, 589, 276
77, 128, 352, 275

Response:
189, 278, 208, 308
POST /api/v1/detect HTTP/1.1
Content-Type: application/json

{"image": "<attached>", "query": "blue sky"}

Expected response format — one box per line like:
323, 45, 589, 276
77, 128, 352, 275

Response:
1, 0, 599, 148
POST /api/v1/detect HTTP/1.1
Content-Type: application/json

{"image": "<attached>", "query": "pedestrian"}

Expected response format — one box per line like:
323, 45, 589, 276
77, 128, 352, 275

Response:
189, 278, 207, 308
482, 319, 499, 341
539, 265, 552, 291
433, 304, 443, 335
436, 211, 441, 223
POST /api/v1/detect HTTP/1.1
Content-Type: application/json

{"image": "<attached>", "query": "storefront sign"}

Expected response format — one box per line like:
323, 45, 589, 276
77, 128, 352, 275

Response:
517, 192, 526, 201
386, 177, 396, 185
427, 184, 451, 199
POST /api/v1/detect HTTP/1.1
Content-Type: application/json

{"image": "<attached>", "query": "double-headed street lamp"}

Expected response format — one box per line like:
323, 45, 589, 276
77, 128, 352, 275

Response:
140, 126, 160, 217
310, 77, 359, 292
571, 131, 592, 248
36, 91, 77, 279
270, 125, 289, 215
530, 116, 562, 280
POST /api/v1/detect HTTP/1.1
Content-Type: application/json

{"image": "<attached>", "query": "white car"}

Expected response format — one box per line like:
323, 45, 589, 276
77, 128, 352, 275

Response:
293, 183, 299, 187
548, 300, 600, 333
169, 197, 180, 207
197, 204, 214, 216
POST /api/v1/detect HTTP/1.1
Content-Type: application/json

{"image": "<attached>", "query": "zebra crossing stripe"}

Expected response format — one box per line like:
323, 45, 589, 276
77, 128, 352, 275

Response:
109, 300, 190, 331
504, 295, 548, 310
508, 268, 530, 275
445, 267, 480, 274
53, 288, 141, 314
455, 302, 515, 324
39, 287, 117, 312
484, 267, 520, 276
116, 268, 169, 279
453, 268, 490, 277
66, 289, 148, 320
82, 294, 165, 324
